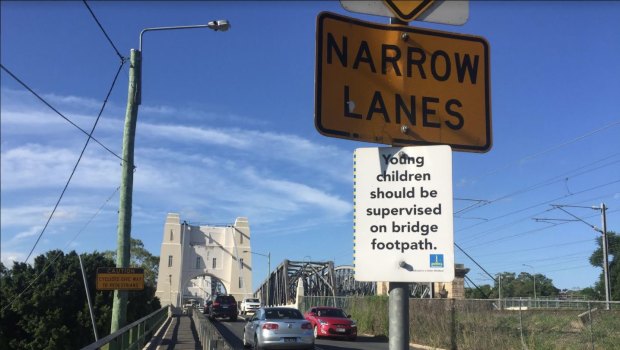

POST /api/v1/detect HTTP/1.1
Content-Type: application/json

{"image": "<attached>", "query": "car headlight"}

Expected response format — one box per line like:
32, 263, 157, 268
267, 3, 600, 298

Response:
350, 321, 357, 327
318, 319, 328, 325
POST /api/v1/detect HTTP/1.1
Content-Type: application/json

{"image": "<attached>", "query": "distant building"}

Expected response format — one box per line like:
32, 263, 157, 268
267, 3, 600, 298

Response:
376, 263, 470, 299
154, 213, 253, 313
433, 264, 470, 299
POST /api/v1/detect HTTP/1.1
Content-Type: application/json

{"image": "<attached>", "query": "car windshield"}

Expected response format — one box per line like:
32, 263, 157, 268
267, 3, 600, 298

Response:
247, 298, 259, 303
264, 308, 304, 320
317, 308, 347, 318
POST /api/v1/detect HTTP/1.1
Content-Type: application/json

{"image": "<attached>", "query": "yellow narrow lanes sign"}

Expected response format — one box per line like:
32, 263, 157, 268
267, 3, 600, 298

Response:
315, 12, 491, 152
382, 0, 436, 22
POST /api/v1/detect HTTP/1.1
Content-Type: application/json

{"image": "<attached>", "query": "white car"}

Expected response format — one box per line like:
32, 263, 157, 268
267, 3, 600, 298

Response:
243, 307, 314, 349
240, 297, 261, 315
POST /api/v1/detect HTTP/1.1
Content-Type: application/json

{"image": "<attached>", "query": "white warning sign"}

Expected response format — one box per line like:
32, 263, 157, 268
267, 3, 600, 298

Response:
354, 145, 454, 282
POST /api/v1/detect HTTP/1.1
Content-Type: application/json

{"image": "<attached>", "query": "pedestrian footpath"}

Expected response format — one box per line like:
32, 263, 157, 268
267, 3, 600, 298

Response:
146, 314, 201, 350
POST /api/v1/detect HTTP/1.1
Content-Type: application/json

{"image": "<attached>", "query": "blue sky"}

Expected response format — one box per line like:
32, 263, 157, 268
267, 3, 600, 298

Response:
1, 1, 619, 293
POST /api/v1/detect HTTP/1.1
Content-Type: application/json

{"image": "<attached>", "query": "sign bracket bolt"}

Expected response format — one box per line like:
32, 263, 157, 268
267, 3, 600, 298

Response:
401, 33, 409, 42
401, 125, 409, 134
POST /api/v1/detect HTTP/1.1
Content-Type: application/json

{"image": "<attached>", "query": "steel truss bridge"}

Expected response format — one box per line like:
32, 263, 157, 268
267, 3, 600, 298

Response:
253, 260, 433, 306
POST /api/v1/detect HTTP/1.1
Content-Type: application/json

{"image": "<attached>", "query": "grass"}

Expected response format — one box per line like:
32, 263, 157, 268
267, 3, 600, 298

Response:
299, 296, 620, 349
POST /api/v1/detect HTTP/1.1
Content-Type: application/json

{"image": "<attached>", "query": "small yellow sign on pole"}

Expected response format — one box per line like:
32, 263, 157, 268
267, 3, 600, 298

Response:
382, 0, 436, 22
96, 267, 144, 291
315, 12, 491, 152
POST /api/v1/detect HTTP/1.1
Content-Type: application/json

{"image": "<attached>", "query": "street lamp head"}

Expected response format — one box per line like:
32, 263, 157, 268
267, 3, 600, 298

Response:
208, 20, 230, 32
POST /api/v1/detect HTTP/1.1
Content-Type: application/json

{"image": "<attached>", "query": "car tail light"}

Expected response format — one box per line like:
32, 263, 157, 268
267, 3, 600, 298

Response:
301, 322, 312, 330
262, 323, 279, 330
213, 302, 220, 307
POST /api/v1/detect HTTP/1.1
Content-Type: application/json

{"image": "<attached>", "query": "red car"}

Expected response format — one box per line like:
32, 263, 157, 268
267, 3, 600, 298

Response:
303, 306, 357, 341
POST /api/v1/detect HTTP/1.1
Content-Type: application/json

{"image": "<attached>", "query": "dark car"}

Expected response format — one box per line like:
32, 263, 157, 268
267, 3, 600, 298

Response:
208, 295, 238, 321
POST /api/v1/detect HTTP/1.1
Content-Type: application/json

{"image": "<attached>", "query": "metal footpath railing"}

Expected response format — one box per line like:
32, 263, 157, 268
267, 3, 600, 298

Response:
192, 311, 235, 350
81, 306, 169, 350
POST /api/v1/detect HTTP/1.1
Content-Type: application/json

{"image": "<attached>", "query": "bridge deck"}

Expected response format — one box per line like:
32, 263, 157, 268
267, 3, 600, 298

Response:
153, 314, 201, 350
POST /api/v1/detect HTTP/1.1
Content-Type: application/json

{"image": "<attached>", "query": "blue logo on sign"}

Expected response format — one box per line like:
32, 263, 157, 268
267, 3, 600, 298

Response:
430, 254, 444, 268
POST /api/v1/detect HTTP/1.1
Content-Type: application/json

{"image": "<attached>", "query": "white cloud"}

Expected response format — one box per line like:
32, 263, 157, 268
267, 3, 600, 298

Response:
0, 144, 120, 190
41, 92, 104, 111
250, 173, 351, 216
0, 251, 26, 266
137, 123, 352, 183
12, 225, 43, 241
0, 206, 56, 228
1, 88, 355, 264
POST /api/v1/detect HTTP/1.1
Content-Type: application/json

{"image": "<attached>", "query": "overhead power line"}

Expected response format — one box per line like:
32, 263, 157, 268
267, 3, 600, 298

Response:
469, 120, 620, 182
464, 275, 490, 299
454, 243, 497, 282
460, 198, 605, 248
463, 207, 605, 250
456, 153, 619, 231
458, 178, 620, 237
2, 186, 120, 313
23, 62, 126, 262
82, 0, 125, 61
0, 64, 124, 162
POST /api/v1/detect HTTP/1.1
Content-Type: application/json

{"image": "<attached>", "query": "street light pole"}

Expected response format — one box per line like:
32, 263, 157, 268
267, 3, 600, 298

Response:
245, 250, 270, 306
110, 20, 230, 335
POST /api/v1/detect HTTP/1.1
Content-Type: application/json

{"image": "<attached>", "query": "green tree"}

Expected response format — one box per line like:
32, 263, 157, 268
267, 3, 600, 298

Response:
0, 249, 161, 349
468, 272, 560, 299
104, 238, 159, 287
589, 231, 619, 301
465, 284, 492, 299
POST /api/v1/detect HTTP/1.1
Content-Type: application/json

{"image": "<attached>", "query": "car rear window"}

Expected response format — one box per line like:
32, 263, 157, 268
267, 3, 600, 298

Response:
265, 308, 303, 319
217, 296, 236, 303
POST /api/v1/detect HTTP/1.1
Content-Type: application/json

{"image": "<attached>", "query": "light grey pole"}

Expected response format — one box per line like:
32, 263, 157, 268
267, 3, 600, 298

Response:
389, 282, 409, 350
387, 16, 411, 349
267, 252, 271, 306
247, 250, 270, 306
78, 254, 99, 341
552, 203, 612, 309
523, 264, 536, 306
498, 274, 502, 310
601, 203, 611, 310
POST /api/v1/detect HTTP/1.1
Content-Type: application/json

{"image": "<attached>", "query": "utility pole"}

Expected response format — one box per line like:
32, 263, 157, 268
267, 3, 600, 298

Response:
542, 203, 612, 310
601, 203, 611, 310
111, 48, 141, 335
498, 273, 502, 310
110, 20, 229, 336
523, 264, 536, 307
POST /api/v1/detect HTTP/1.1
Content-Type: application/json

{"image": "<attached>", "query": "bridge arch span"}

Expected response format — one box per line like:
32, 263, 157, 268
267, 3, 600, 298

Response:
155, 213, 253, 313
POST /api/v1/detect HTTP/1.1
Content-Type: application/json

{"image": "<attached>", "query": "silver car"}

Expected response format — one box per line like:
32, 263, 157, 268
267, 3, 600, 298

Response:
243, 307, 314, 349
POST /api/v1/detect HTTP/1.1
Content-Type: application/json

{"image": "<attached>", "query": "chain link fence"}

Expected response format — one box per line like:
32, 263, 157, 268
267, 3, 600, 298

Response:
299, 296, 620, 349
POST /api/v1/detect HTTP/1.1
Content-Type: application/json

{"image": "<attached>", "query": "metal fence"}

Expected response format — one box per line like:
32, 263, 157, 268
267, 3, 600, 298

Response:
299, 296, 620, 350
192, 311, 235, 350
81, 306, 169, 350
